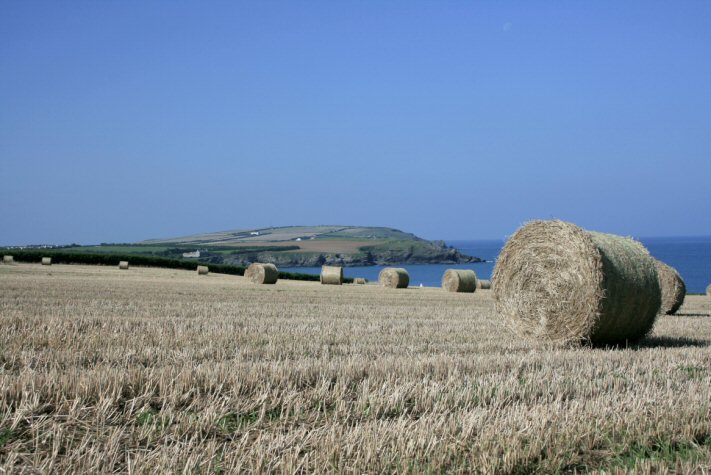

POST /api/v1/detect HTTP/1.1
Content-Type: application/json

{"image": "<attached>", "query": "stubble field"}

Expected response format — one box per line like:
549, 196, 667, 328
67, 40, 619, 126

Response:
0, 263, 710, 473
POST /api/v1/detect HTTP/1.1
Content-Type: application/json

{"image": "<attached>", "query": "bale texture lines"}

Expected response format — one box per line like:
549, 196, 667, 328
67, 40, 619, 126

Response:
119, 261, 129, 270
197, 266, 209, 275
245, 263, 278, 284
379, 268, 409, 289
320, 266, 344, 285
654, 260, 685, 315
442, 269, 477, 293
492, 220, 661, 345
41, 257, 52, 266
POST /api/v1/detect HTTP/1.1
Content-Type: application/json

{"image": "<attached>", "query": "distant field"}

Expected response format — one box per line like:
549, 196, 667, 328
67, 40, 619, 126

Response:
142, 225, 420, 245
1, 263, 710, 472
288, 239, 382, 253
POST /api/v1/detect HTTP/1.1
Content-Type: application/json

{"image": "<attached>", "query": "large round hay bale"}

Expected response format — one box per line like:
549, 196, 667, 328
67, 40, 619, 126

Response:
41, 257, 52, 266
197, 265, 209, 275
320, 265, 344, 285
707, 284, 711, 297
379, 267, 409, 288
492, 220, 661, 345
442, 269, 477, 293
353, 277, 368, 285
119, 261, 129, 270
2, 255, 13, 264
476, 279, 491, 290
654, 260, 685, 315
245, 263, 278, 284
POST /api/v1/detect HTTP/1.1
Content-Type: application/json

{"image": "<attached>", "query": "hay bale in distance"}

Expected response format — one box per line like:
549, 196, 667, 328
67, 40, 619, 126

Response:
476, 279, 491, 290
41, 257, 52, 266
492, 220, 661, 345
320, 265, 344, 285
654, 259, 685, 315
379, 267, 409, 289
707, 284, 711, 298
353, 277, 368, 285
2, 255, 13, 264
442, 269, 477, 293
245, 263, 278, 284
119, 261, 129, 270
197, 265, 209, 275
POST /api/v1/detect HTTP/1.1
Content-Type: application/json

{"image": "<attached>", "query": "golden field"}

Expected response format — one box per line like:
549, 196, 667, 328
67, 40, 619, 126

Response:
0, 263, 710, 474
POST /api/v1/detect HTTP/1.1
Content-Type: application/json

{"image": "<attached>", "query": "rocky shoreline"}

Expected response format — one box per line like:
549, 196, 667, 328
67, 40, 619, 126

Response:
204, 246, 481, 267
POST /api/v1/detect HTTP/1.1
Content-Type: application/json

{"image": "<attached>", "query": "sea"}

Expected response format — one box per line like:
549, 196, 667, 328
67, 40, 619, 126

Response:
281, 236, 711, 294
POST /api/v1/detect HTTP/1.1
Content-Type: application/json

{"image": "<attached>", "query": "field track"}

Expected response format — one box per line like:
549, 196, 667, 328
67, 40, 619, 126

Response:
1, 263, 710, 473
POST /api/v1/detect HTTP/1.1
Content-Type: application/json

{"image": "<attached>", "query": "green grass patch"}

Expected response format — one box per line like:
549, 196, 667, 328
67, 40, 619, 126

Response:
136, 409, 171, 429
217, 408, 284, 433
608, 434, 711, 469
0, 427, 15, 448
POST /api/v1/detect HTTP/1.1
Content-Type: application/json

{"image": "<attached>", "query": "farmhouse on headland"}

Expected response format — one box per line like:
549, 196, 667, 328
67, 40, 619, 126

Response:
182, 250, 201, 258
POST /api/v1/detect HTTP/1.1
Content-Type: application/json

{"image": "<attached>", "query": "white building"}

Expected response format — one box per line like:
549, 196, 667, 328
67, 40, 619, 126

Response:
182, 250, 200, 258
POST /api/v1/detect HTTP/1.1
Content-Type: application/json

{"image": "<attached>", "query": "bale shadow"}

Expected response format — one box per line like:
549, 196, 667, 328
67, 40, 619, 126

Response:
634, 335, 710, 348
673, 312, 710, 318
596, 335, 710, 350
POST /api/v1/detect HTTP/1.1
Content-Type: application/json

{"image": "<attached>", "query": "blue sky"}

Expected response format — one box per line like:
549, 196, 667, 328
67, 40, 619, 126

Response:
1, 1, 710, 244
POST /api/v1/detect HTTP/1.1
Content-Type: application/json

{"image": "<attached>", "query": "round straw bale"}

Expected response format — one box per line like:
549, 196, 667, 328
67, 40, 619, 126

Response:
353, 277, 368, 285
245, 263, 278, 284
320, 265, 344, 285
41, 257, 52, 266
707, 284, 711, 297
119, 261, 129, 270
379, 267, 409, 288
476, 279, 491, 290
3, 255, 13, 264
197, 265, 209, 275
654, 259, 685, 315
492, 220, 661, 345
442, 269, 477, 293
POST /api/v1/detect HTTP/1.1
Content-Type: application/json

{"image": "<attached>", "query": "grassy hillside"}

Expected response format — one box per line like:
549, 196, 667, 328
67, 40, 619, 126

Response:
142, 225, 421, 245
10, 226, 482, 267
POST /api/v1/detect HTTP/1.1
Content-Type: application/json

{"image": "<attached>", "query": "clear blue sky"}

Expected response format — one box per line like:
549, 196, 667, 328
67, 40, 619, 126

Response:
2, 1, 710, 244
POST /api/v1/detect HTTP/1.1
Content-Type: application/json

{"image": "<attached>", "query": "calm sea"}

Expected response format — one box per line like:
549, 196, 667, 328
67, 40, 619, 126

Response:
281, 236, 711, 293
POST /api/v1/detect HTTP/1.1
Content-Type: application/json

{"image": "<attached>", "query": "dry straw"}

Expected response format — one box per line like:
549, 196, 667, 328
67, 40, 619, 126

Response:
320, 266, 343, 285
119, 261, 129, 270
245, 263, 278, 284
442, 269, 477, 293
197, 265, 209, 275
492, 220, 661, 345
2, 255, 13, 264
353, 277, 368, 285
379, 268, 409, 289
654, 259, 685, 315
41, 257, 52, 266
476, 279, 491, 290
707, 284, 711, 298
